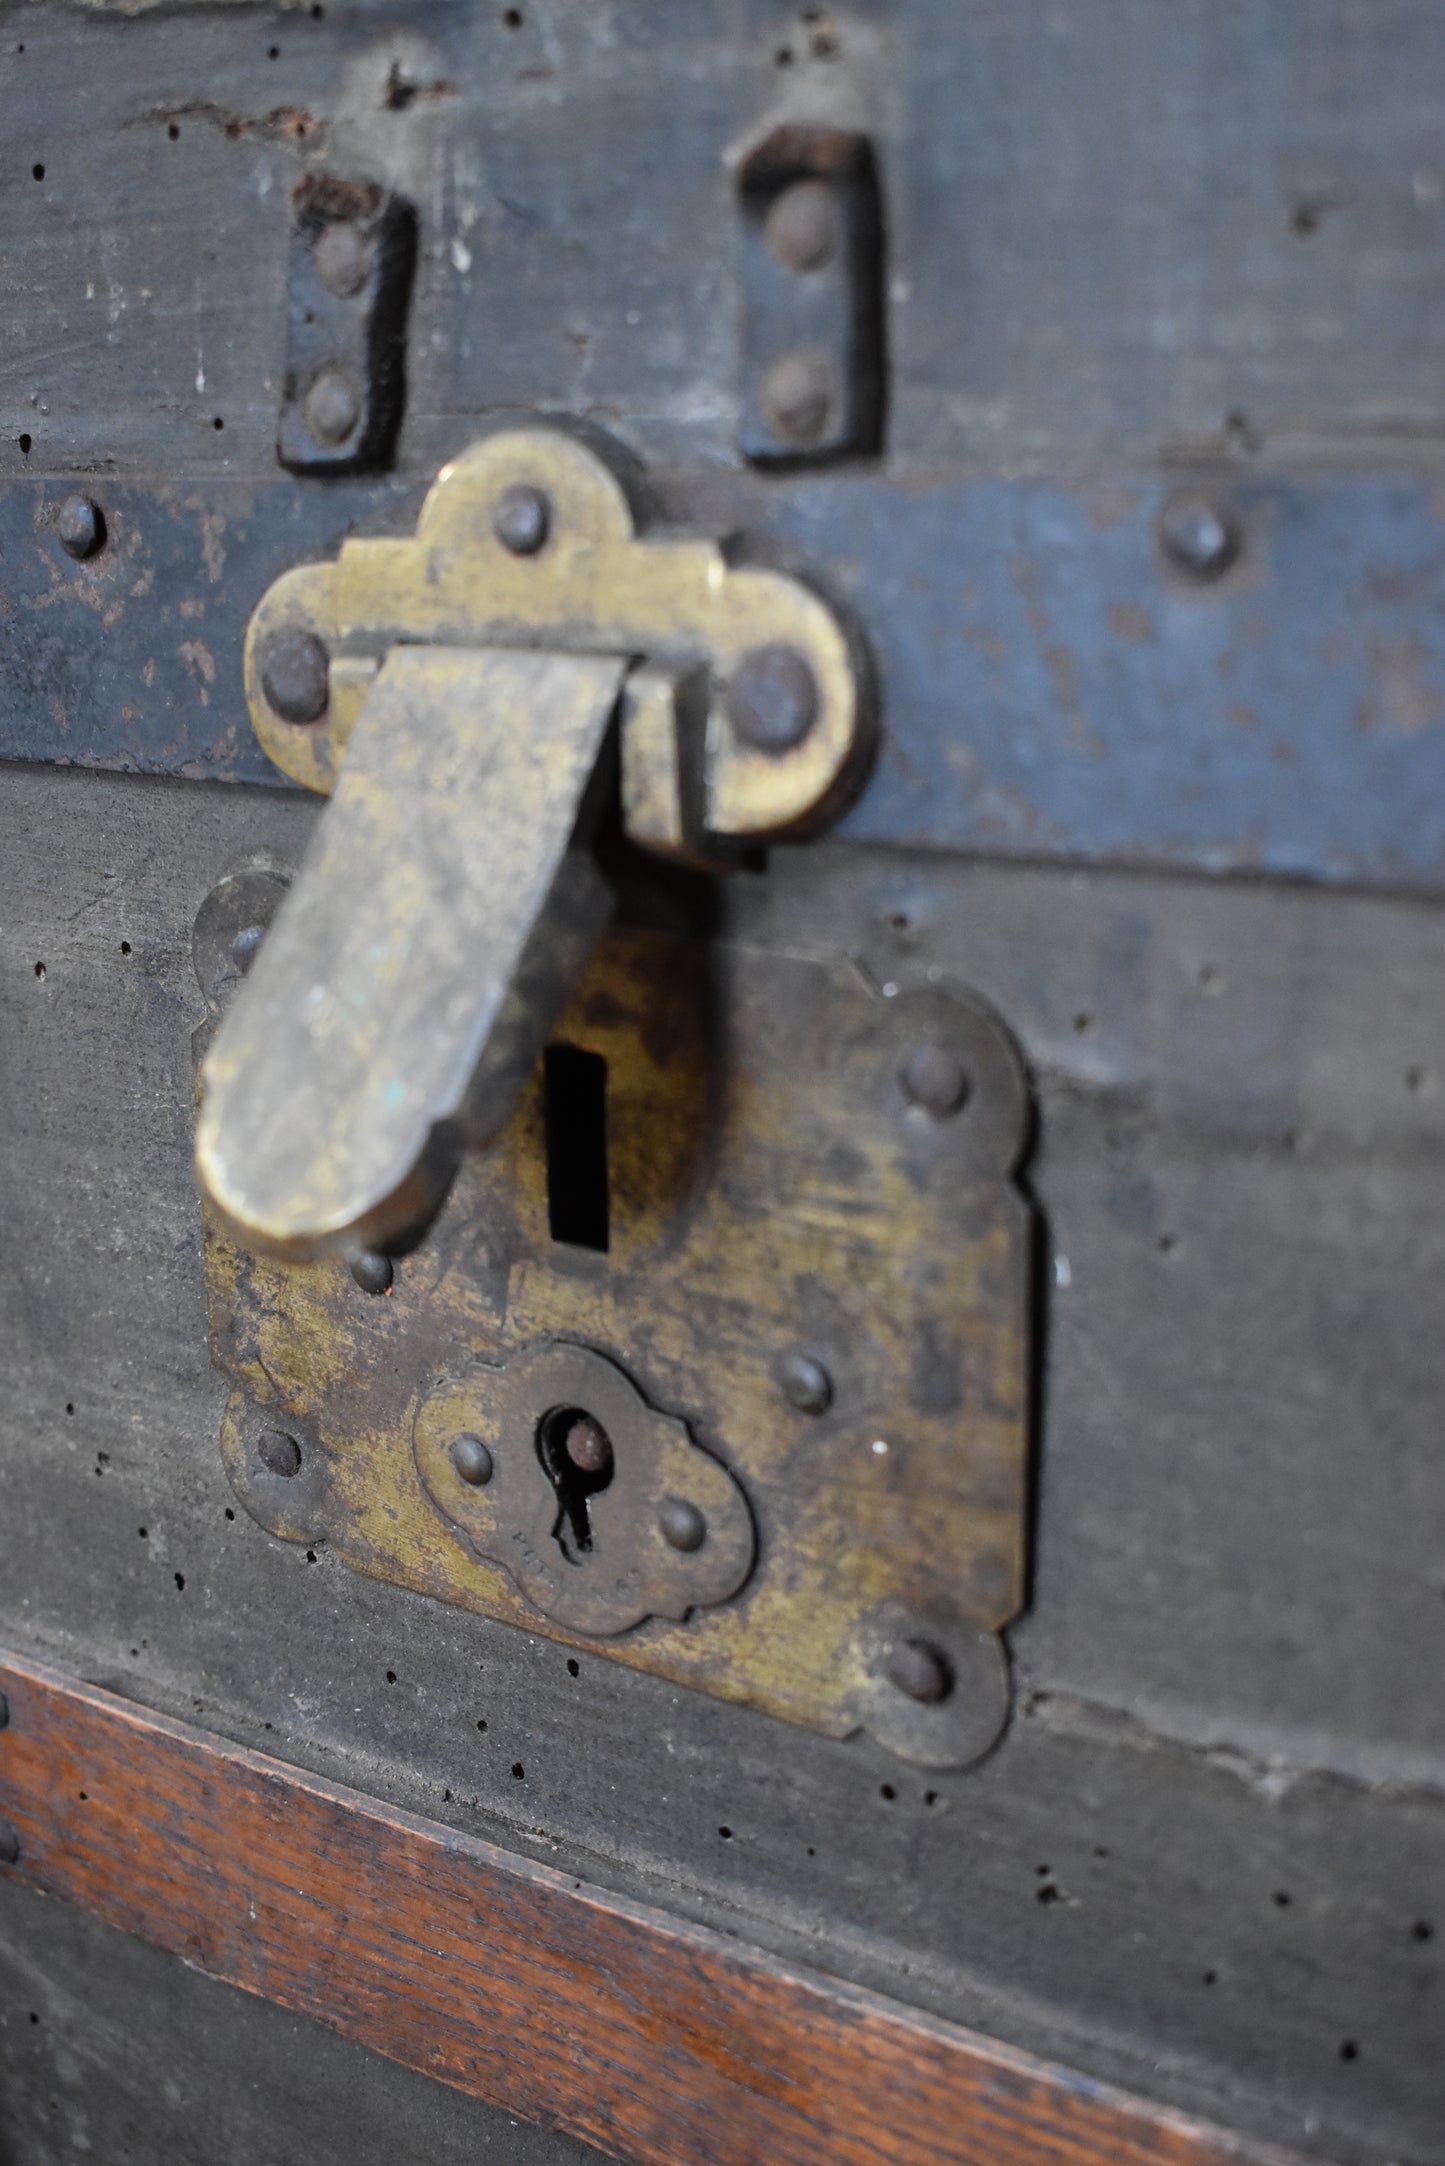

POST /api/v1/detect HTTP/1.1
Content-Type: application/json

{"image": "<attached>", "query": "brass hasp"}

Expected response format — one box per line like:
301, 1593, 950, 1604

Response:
195, 427, 871, 1265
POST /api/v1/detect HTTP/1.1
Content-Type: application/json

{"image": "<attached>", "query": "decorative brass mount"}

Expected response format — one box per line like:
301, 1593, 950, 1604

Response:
197, 426, 871, 1263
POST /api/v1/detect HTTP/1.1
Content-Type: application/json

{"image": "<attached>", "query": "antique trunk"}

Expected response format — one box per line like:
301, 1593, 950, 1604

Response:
0, 6, 1442, 2164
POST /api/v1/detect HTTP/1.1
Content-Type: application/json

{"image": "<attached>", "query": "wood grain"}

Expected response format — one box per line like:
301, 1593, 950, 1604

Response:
0, 1649, 1315, 2166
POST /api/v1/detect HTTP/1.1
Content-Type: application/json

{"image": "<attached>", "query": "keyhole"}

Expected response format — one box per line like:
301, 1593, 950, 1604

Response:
537, 1406, 614, 1562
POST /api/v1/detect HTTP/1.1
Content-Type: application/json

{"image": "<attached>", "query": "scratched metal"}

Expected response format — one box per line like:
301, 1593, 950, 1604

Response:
6, 470, 1445, 887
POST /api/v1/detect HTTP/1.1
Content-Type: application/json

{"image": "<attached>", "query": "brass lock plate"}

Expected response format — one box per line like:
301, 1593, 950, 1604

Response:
203, 916, 1032, 1767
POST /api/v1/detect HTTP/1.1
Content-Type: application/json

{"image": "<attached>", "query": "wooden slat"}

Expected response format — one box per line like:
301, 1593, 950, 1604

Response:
0, 1649, 1312, 2166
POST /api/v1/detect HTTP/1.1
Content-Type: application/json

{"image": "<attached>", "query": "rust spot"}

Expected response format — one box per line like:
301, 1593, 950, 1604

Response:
1225, 704, 1259, 732
1358, 633, 1442, 736
141, 102, 327, 153
1107, 602, 1155, 646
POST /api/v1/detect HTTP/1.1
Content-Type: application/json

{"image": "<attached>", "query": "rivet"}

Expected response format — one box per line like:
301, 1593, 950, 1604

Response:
493, 483, 552, 556
659, 1498, 706, 1552
759, 348, 834, 447
312, 220, 370, 298
564, 1416, 612, 1476
450, 1434, 494, 1487
777, 1352, 833, 1415
724, 644, 819, 756
763, 178, 839, 273
57, 494, 105, 561
883, 1637, 954, 1705
1158, 492, 1239, 580
0, 1821, 19, 1867
257, 1428, 302, 1480
900, 1042, 969, 1119
258, 628, 330, 725
304, 368, 361, 446
350, 1250, 393, 1296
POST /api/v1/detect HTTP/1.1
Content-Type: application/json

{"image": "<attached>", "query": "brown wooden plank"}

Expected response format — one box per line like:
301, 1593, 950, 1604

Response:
0, 1648, 1314, 2166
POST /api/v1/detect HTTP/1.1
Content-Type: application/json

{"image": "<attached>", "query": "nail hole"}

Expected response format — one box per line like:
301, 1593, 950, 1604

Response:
1338, 2040, 1359, 2062
1272, 1889, 1292, 1908
1202, 1968, 1218, 1985
566, 1658, 579, 1677
31, 163, 43, 181
167, 123, 179, 141
1411, 1919, 1433, 1943
476, 1718, 488, 1732
511, 1762, 525, 1779
32, 960, 44, 978
173, 1572, 184, 1591
119, 941, 131, 955
879, 1783, 895, 1801
18, 434, 31, 455
385, 1671, 396, 1684
212, 416, 224, 431
503, 6, 522, 22
1072, 1011, 1093, 1035
718, 1825, 733, 1839
223, 1508, 234, 1521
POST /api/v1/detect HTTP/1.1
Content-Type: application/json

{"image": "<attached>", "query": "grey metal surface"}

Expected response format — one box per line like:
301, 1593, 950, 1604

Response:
6, 3, 1445, 886
0, 1874, 606, 2166
0, 765, 1441, 2165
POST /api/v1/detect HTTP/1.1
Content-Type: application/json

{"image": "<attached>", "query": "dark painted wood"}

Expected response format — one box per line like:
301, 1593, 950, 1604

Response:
0, 1648, 1309, 2166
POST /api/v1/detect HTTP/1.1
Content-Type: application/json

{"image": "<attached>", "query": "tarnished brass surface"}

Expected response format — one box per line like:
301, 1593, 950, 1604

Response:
243, 427, 872, 848
206, 926, 1032, 1766
197, 647, 624, 1261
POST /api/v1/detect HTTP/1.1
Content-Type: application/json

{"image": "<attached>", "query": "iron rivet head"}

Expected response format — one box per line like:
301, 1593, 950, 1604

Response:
0, 1820, 19, 1867
564, 1416, 613, 1476
764, 177, 840, 273
659, 1498, 706, 1552
350, 1250, 393, 1296
724, 644, 819, 756
759, 348, 834, 447
0, 1691, 9, 1730
883, 1637, 954, 1705
777, 1352, 833, 1415
57, 494, 104, 561
492, 483, 552, 556
312, 220, 370, 298
450, 1434, 494, 1487
257, 1428, 302, 1480
1158, 493, 1240, 580
304, 368, 361, 446
900, 1042, 970, 1119
258, 628, 330, 724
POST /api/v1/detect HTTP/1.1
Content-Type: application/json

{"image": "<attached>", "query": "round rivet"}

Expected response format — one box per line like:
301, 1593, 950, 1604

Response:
493, 483, 552, 556
257, 1428, 302, 1480
723, 644, 819, 757
1158, 493, 1239, 580
659, 1498, 706, 1552
57, 494, 104, 561
763, 178, 840, 273
304, 368, 361, 446
564, 1416, 613, 1476
258, 629, 330, 725
777, 1352, 833, 1415
313, 219, 370, 297
450, 1434, 493, 1487
900, 1042, 969, 1119
0, 1821, 19, 1867
759, 348, 834, 447
883, 1637, 954, 1705
350, 1250, 393, 1296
